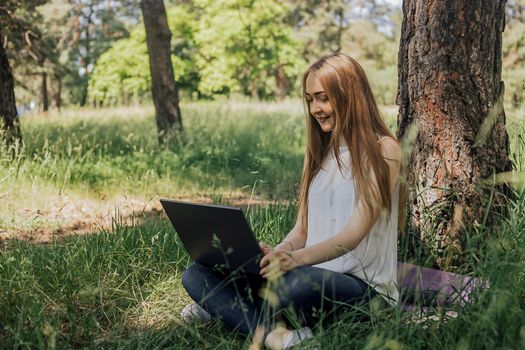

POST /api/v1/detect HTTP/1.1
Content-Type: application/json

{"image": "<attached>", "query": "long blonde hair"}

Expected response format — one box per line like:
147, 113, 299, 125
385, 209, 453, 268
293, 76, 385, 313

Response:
298, 53, 399, 230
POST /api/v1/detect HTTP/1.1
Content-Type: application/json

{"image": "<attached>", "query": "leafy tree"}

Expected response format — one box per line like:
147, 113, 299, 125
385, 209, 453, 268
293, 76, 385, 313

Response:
285, 0, 396, 59
88, 6, 199, 105
88, 28, 151, 105
90, 0, 302, 101
11, 0, 73, 112
66, 0, 140, 106
10, 0, 142, 109
0, 0, 48, 144
192, 0, 302, 99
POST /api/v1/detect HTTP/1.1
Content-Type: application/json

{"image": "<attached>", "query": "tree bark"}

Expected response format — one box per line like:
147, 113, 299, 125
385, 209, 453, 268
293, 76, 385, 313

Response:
79, 2, 94, 107
140, 0, 183, 145
41, 72, 49, 112
0, 40, 22, 145
397, 0, 513, 267
53, 76, 62, 111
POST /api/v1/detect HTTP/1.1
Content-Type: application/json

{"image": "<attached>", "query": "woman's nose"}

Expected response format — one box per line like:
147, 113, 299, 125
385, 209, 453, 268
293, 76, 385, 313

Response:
311, 101, 321, 113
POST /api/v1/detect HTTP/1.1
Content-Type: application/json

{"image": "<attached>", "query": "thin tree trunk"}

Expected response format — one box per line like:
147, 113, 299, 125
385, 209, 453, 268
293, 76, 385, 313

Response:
140, 0, 183, 145
53, 77, 62, 111
397, 0, 512, 267
80, 3, 94, 107
41, 72, 48, 112
0, 40, 22, 145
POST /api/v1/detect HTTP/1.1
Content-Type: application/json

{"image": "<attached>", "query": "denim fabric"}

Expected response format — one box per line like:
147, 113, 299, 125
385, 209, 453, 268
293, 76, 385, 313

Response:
181, 262, 374, 336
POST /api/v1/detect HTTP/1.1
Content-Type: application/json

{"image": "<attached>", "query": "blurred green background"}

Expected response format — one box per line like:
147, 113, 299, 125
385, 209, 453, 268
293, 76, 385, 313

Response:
10, 0, 524, 110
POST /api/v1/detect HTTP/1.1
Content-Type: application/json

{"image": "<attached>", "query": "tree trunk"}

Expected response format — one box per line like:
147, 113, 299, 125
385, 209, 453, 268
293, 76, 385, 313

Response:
80, 3, 94, 107
0, 41, 22, 145
53, 77, 62, 111
41, 72, 49, 112
140, 0, 183, 145
397, 0, 513, 267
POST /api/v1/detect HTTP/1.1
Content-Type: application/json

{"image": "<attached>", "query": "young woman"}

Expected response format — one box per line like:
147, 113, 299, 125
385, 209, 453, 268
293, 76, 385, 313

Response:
181, 53, 402, 348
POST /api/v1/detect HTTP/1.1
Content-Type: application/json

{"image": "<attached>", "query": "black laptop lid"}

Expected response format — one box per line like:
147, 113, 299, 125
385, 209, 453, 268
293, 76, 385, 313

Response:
160, 199, 262, 274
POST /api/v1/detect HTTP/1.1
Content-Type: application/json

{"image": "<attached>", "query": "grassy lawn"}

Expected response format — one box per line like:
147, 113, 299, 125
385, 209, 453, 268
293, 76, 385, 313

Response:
1, 102, 308, 233
1, 101, 524, 348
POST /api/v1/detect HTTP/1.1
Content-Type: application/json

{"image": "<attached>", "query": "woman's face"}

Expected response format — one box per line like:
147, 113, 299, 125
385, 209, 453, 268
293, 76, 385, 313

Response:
305, 73, 335, 133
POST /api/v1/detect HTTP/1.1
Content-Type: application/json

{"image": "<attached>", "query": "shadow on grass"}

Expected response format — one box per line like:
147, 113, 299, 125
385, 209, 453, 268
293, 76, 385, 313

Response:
0, 203, 297, 348
2, 191, 525, 349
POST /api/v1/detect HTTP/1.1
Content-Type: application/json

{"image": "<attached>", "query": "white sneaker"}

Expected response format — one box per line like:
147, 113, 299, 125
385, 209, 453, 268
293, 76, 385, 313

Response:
180, 303, 212, 323
265, 326, 313, 349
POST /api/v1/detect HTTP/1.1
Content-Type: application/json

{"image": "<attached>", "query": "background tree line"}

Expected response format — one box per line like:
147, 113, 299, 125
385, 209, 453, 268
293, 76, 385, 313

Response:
5, 0, 524, 110
5, 0, 404, 110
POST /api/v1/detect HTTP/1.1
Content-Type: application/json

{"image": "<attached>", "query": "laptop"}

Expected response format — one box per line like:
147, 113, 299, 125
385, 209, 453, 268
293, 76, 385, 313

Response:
160, 199, 263, 274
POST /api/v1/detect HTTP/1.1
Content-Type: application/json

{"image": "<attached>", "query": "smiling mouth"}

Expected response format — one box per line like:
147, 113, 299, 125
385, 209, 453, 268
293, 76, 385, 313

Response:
316, 116, 330, 122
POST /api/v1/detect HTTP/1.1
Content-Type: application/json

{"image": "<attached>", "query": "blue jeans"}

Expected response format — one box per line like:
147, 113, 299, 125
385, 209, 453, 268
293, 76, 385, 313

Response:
181, 262, 374, 336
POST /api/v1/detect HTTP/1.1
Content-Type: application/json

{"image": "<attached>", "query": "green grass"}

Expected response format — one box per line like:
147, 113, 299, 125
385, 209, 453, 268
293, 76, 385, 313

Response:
0, 101, 308, 231
0, 204, 296, 349
1, 101, 524, 348
3, 102, 399, 201
1, 193, 524, 349
16, 102, 306, 198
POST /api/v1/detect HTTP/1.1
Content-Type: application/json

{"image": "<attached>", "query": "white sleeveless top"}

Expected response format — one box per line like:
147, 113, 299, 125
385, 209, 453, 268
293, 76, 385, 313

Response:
305, 144, 399, 305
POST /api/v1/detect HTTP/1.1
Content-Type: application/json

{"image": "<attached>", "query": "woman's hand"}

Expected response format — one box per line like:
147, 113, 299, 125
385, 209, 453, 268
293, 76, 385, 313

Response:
259, 241, 293, 255
259, 241, 273, 255
259, 249, 301, 279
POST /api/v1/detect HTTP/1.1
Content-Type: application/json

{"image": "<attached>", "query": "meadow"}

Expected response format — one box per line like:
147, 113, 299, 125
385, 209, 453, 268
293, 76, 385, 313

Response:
0, 101, 524, 349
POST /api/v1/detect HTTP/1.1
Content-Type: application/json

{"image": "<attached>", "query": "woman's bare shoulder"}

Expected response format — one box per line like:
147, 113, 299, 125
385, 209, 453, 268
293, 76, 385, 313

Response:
377, 136, 401, 162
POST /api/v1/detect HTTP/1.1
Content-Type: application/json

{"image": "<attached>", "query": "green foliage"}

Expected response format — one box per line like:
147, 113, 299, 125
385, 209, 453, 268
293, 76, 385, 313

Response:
84, 0, 525, 106
88, 29, 151, 105
0, 0, 46, 45
11, 0, 143, 107
192, 0, 302, 99
88, 6, 199, 105
87, 0, 407, 104
11, 1, 525, 108
88, 1, 302, 103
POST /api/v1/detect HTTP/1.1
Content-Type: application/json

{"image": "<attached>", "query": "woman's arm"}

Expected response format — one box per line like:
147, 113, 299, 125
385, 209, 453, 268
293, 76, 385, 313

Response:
259, 213, 307, 255
295, 138, 401, 266
260, 138, 401, 277
275, 214, 307, 251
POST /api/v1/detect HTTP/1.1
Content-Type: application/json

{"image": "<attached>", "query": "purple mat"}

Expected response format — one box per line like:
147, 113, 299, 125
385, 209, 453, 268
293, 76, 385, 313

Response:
397, 262, 487, 308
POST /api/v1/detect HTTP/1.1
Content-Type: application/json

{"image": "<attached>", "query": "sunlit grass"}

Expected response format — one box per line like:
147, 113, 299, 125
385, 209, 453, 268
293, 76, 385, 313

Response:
507, 104, 525, 172
16, 101, 308, 198
0, 101, 398, 231
1, 101, 306, 231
